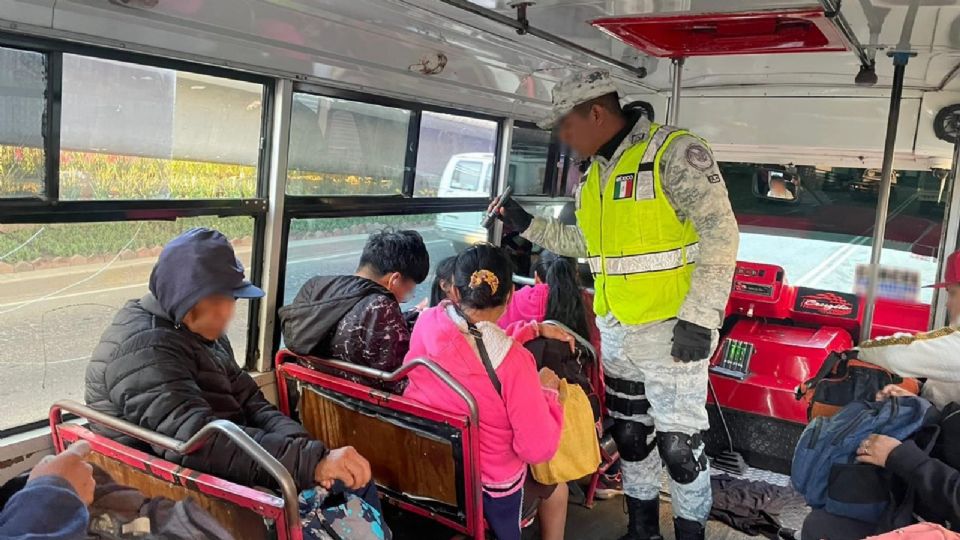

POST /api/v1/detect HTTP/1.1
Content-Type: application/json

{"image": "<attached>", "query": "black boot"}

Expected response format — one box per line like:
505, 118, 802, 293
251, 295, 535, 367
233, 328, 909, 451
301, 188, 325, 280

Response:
618, 497, 662, 540
674, 517, 705, 540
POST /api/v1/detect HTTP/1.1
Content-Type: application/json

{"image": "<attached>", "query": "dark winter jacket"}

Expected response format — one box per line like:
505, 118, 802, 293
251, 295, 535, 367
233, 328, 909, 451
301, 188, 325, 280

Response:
885, 401, 960, 530
0, 476, 88, 539
279, 275, 410, 392
85, 294, 327, 492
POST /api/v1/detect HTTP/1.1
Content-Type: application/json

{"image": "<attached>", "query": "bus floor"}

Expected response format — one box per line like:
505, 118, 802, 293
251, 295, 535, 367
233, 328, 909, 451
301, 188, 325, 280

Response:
387, 495, 755, 539
388, 468, 810, 539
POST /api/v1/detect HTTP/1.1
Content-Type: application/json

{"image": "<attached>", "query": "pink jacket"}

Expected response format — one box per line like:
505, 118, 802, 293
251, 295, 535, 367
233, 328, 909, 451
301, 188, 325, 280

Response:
403, 302, 563, 496
498, 284, 549, 329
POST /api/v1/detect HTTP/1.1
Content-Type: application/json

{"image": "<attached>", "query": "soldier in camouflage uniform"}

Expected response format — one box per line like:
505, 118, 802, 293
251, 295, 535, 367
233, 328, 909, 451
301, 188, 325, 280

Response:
492, 69, 739, 540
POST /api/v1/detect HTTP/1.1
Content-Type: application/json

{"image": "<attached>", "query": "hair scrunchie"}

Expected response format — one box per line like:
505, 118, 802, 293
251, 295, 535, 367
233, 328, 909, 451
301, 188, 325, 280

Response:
468, 269, 499, 295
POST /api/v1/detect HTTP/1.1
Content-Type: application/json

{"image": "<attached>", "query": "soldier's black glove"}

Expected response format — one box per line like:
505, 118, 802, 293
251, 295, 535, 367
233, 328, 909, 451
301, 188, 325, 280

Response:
671, 320, 713, 362
498, 198, 533, 233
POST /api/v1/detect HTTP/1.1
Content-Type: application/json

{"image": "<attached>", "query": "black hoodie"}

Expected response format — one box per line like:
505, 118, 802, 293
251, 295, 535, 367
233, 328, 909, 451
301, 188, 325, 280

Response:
279, 275, 410, 392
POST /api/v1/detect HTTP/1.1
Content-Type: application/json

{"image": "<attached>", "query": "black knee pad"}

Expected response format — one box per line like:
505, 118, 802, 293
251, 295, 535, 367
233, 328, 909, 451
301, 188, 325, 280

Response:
610, 419, 655, 462
656, 431, 707, 485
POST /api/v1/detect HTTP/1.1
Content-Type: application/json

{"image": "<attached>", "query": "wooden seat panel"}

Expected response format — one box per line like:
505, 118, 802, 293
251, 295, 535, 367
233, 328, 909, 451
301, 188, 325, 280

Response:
86, 452, 269, 540
300, 386, 458, 507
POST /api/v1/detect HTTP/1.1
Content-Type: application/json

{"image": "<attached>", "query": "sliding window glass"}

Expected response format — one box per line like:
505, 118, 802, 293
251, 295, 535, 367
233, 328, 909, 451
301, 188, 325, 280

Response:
507, 126, 551, 196
58, 55, 263, 200
0, 46, 45, 198
287, 94, 410, 196
0, 216, 255, 431
284, 212, 485, 309
415, 111, 498, 198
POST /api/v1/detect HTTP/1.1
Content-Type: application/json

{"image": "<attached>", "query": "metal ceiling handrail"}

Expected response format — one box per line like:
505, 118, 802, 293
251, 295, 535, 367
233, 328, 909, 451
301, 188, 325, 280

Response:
49, 400, 300, 531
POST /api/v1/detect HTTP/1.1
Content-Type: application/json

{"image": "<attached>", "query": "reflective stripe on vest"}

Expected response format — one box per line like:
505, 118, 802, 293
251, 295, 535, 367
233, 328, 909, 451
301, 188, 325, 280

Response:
599, 242, 700, 276
574, 122, 702, 325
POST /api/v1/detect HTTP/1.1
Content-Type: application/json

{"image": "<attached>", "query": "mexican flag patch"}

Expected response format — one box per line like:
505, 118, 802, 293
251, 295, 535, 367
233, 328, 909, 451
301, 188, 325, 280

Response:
613, 173, 635, 200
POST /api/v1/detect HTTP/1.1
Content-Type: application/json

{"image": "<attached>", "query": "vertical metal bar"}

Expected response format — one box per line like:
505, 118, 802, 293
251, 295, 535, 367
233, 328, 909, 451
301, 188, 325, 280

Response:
490, 118, 514, 245
256, 79, 293, 373
44, 51, 62, 201
402, 110, 422, 197
245, 83, 276, 370
667, 57, 684, 126
543, 132, 561, 197
861, 52, 913, 341
932, 115, 960, 327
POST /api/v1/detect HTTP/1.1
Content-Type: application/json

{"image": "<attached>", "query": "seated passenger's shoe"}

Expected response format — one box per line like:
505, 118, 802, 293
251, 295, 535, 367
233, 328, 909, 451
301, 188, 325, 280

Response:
673, 517, 705, 540
595, 472, 624, 500
618, 496, 662, 540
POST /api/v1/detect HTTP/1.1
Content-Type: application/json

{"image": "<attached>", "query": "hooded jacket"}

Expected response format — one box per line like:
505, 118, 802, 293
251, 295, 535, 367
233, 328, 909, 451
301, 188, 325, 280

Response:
497, 283, 549, 330
85, 293, 327, 492
279, 275, 410, 392
402, 303, 563, 495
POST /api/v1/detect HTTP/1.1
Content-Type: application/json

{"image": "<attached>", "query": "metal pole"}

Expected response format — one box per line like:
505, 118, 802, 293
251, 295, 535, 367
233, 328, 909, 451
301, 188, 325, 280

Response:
667, 57, 685, 126
932, 113, 960, 327
861, 51, 914, 341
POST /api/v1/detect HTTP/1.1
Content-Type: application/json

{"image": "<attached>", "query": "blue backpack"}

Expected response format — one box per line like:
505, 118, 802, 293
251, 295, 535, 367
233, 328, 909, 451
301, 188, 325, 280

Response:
792, 396, 937, 523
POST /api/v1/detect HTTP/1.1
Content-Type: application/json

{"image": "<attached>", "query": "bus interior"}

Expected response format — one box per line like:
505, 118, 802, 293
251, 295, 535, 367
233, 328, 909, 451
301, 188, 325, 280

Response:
2, 1, 960, 539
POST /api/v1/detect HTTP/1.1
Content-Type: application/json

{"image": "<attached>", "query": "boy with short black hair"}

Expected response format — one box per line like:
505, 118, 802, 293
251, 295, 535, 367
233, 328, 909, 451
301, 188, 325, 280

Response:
280, 229, 430, 392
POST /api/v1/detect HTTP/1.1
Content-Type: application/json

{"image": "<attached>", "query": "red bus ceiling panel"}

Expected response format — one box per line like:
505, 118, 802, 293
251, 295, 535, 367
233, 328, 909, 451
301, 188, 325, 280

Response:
591, 7, 849, 58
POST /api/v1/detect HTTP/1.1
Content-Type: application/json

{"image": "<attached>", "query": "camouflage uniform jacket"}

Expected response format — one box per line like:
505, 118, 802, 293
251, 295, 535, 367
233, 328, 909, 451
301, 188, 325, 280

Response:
523, 115, 739, 330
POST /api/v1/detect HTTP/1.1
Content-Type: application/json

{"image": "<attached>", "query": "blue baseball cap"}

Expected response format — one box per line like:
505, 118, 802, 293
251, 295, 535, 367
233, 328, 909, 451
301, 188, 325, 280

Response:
149, 228, 264, 323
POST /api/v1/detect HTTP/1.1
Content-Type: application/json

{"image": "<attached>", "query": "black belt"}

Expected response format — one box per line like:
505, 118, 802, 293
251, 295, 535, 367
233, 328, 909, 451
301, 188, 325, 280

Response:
605, 375, 646, 397
605, 392, 651, 417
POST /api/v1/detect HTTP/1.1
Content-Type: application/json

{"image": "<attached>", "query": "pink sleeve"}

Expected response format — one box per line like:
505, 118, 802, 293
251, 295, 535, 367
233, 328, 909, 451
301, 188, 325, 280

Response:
503, 320, 539, 345
499, 285, 549, 329
499, 344, 563, 464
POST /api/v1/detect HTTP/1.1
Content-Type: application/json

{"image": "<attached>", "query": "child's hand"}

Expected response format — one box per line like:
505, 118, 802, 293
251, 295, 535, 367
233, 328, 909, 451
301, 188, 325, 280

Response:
875, 384, 916, 401
539, 367, 561, 391
539, 323, 576, 353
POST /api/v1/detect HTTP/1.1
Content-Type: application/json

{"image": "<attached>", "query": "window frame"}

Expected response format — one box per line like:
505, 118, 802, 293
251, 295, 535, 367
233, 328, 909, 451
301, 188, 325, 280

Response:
0, 31, 580, 435
0, 34, 274, 388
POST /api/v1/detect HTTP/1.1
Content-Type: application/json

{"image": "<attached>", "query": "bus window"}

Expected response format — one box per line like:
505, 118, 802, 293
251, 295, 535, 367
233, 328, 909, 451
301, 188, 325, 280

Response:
58, 55, 264, 200
0, 46, 45, 198
416, 111, 497, 197
507, 126, 551, 196
0, 216, 254, 431
287, 94, 410, 196
725, 163, 944, 304
284, 212, 486, 310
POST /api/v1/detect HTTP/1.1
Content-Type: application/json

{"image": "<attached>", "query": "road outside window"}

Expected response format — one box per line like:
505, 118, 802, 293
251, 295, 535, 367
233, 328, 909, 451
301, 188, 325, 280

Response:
0, 217, 255, 430
284, 212, 486, 311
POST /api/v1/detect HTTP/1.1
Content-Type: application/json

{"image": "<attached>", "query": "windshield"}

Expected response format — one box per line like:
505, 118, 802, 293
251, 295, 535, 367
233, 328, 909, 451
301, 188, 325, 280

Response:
723, 163, 945, 304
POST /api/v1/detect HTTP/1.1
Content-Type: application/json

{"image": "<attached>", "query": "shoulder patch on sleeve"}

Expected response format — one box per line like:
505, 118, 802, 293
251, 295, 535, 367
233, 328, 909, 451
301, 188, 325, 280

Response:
685, 144, 714, 171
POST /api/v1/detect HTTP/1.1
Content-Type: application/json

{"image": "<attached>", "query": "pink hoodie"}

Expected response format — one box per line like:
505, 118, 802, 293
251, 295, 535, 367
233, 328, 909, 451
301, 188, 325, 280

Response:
498, 283, 549, 329
403, 302, 563, 496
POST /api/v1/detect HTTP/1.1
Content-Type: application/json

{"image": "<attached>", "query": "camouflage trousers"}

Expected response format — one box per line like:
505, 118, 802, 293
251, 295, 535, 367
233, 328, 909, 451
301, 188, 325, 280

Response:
598, 314, 717, 522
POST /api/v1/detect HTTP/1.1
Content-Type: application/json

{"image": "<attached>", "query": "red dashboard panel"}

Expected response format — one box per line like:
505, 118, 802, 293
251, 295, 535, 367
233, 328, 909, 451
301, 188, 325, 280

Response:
591, 7, 849, 58
709, 320, 853, 424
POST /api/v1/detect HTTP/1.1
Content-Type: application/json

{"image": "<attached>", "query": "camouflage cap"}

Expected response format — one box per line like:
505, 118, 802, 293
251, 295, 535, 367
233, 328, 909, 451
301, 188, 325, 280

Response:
538, 69, 620, 130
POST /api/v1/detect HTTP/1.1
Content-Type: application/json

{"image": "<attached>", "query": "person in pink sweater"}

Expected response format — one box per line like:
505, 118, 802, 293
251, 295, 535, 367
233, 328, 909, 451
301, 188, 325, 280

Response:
403, 244, 572, 540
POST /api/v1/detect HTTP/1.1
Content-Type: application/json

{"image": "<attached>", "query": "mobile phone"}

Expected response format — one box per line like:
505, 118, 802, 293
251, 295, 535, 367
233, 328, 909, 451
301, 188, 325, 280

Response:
481, 185, 513, 229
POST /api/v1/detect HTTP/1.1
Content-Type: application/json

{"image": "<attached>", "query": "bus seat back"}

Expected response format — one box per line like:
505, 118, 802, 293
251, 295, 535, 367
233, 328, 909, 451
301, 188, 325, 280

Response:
55, 424, 287, 540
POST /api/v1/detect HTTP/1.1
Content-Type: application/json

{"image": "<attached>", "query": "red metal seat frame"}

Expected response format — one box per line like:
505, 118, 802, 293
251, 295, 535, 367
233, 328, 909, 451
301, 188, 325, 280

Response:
275, 350, 486, 539
49, 400, 302, 540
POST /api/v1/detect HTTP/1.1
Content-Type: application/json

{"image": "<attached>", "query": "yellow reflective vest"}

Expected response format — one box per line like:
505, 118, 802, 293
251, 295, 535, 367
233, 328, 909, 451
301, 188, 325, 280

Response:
575, 123, 700, 325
